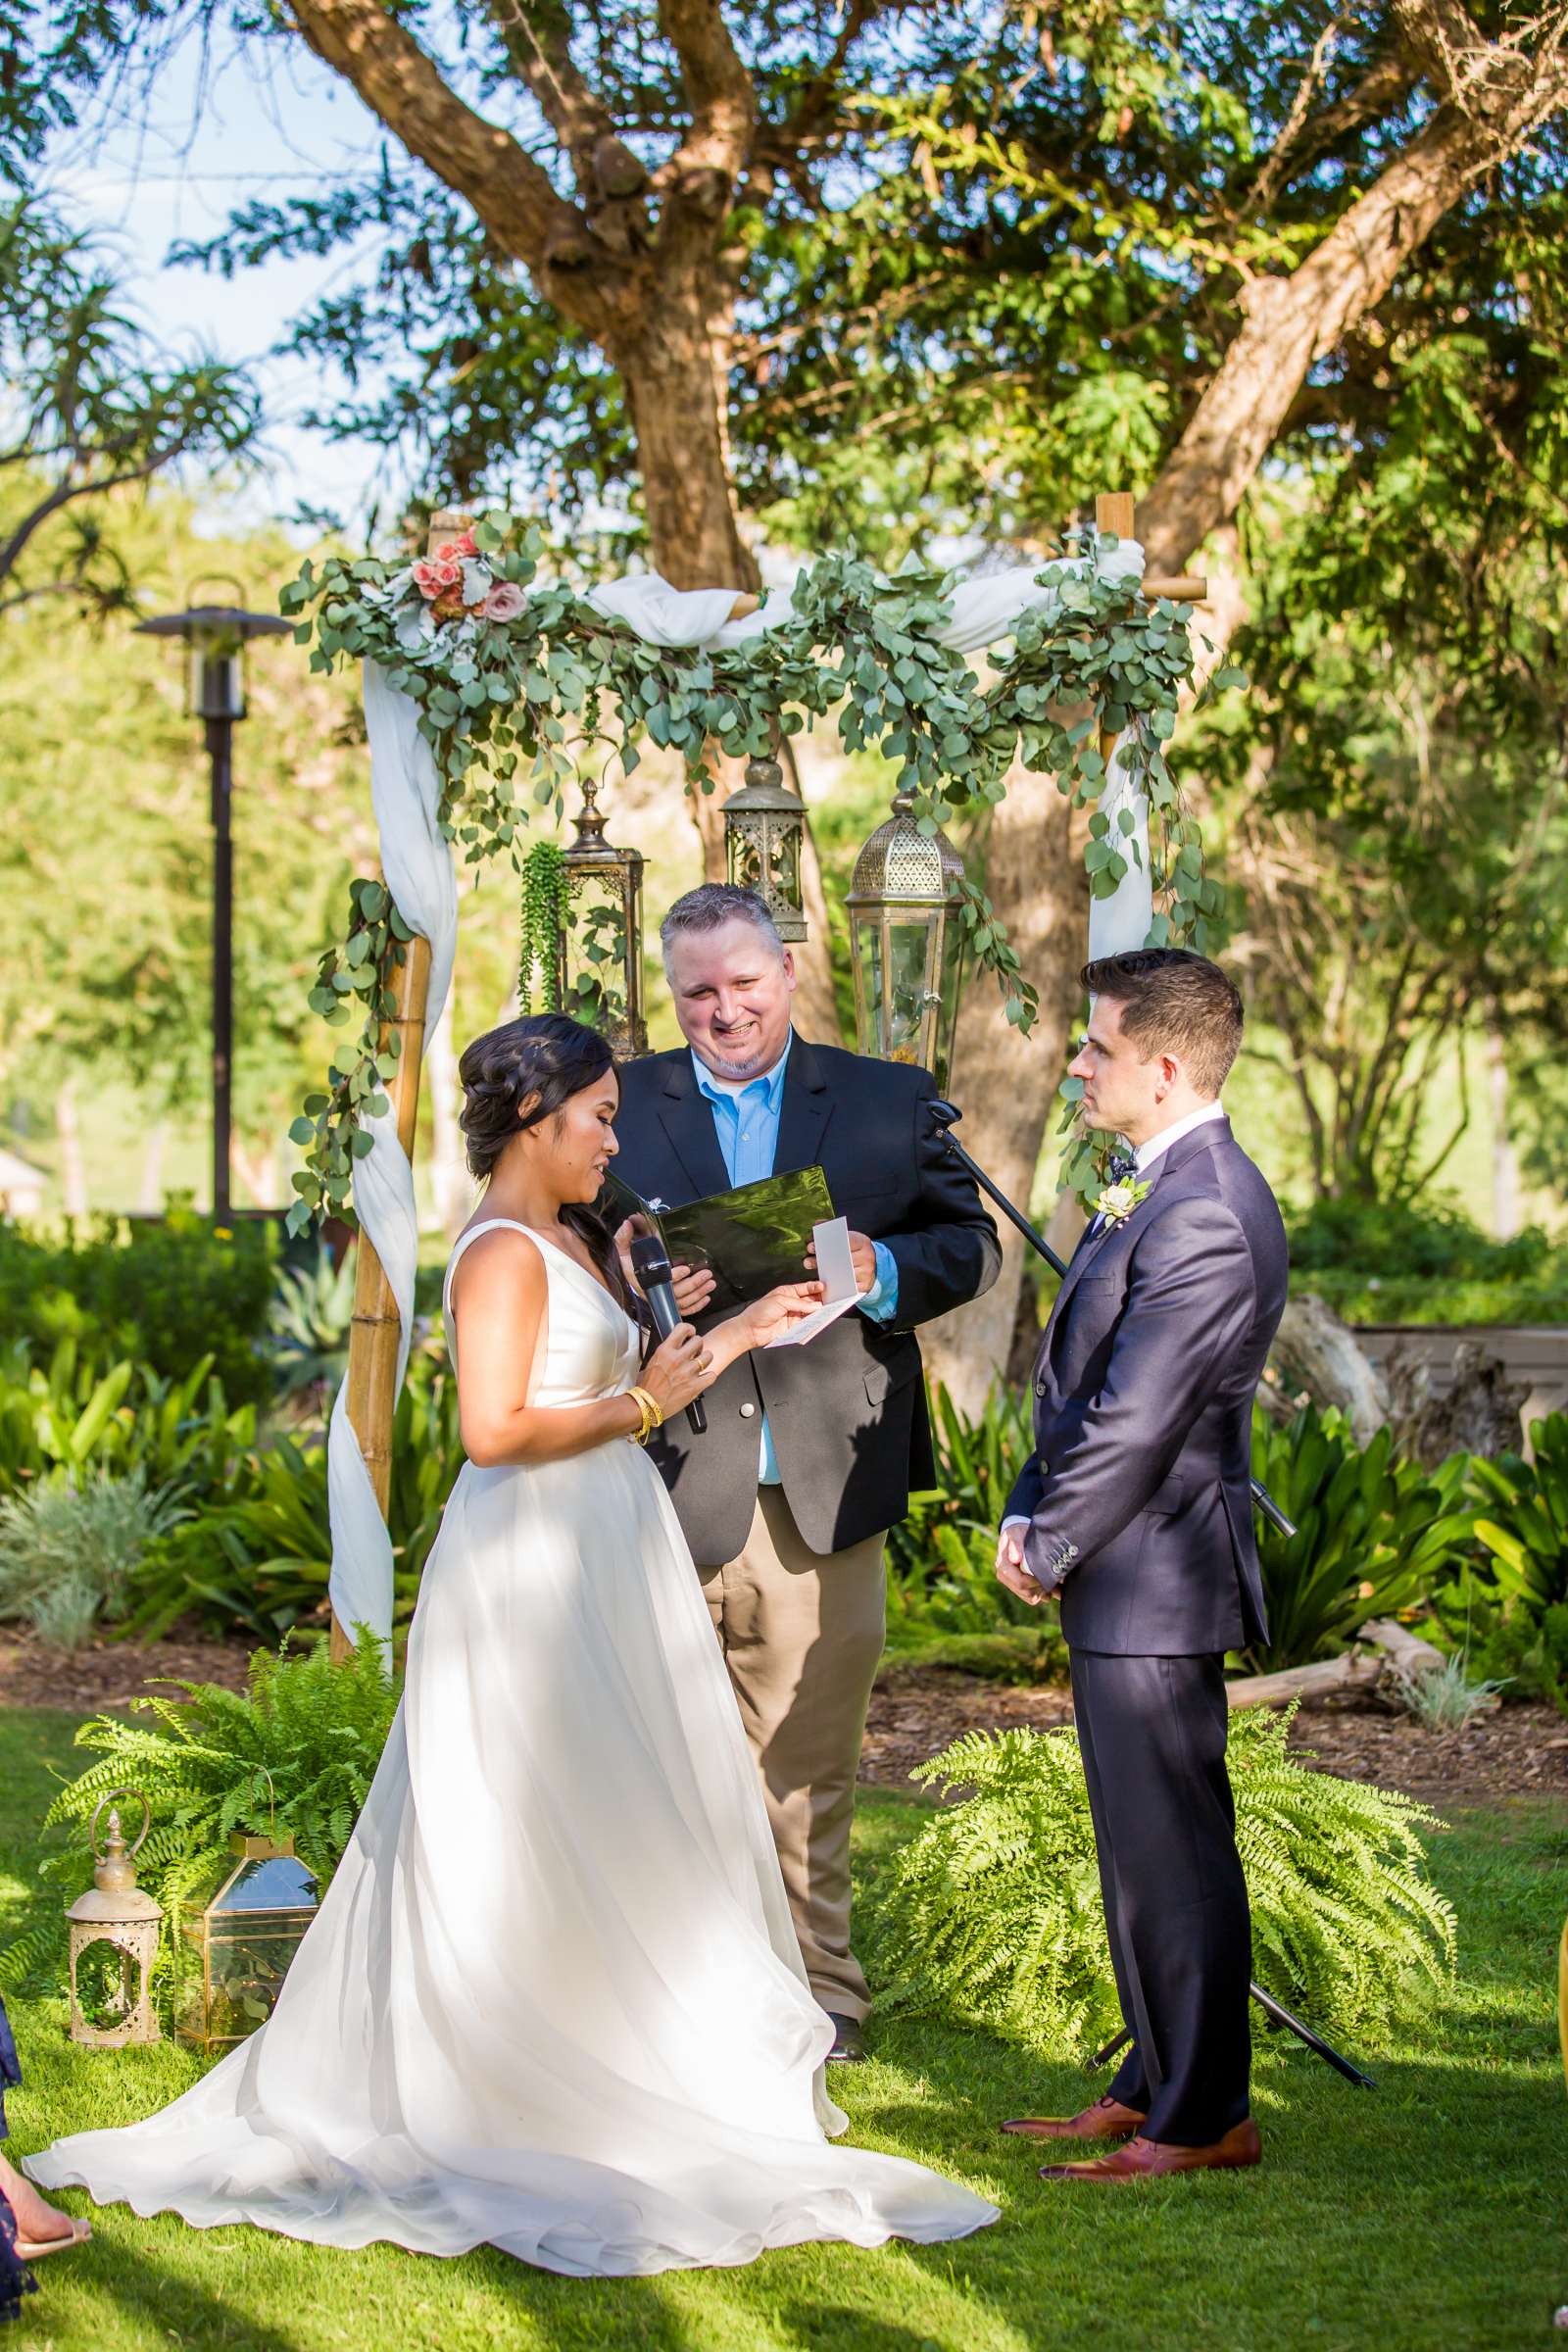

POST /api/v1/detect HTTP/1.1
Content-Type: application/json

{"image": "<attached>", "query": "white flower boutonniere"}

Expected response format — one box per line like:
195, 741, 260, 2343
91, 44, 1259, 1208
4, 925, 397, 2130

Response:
1094, 1176, 1152, 1227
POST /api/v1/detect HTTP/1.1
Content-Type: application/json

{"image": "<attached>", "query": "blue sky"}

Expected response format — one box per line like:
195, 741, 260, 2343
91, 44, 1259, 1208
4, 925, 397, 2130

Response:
45, 21, 396, 531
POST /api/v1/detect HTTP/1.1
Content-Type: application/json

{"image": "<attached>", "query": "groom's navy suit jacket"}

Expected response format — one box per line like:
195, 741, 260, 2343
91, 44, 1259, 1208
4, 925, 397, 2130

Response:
1004, 1115, 1288, 1655
613, 1037, 1001, 1567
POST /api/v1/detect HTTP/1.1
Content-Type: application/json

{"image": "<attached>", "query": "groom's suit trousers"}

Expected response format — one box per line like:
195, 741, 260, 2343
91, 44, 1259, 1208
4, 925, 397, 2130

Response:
1070, 1645, 1252, 2147
700, 1488, 887, 2023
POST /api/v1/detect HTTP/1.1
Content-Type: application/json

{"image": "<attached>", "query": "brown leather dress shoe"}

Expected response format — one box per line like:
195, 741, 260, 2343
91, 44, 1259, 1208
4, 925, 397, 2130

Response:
1001, 2093, 1147, 2143
1039, 2118, 1261, 2180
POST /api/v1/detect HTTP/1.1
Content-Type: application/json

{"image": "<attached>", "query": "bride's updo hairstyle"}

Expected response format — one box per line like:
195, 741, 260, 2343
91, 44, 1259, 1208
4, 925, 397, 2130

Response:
458, 1013, 635, 1311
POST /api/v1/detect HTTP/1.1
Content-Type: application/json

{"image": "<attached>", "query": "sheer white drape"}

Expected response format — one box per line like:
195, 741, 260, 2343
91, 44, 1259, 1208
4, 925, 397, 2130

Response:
328, 541, 1152, 1644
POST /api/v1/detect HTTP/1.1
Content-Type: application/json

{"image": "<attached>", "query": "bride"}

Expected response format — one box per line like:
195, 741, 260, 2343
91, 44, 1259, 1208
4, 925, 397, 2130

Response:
29, 1013, 998, 2276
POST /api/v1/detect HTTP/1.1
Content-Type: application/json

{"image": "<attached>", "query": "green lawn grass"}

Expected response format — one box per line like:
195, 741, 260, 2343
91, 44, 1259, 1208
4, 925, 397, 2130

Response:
2, 1705, 1564, 2352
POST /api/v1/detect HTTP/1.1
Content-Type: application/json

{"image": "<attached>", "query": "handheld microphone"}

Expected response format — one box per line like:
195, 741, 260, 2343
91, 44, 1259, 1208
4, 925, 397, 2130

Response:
628, 1234, 708, 1435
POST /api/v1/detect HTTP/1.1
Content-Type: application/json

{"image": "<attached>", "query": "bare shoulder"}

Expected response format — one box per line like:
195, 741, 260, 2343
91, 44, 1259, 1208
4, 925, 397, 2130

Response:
450, 1223, 548, 1313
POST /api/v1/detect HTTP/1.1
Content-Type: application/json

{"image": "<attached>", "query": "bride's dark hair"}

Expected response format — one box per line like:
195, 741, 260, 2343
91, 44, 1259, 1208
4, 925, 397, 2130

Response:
458, 1013, 635, 1311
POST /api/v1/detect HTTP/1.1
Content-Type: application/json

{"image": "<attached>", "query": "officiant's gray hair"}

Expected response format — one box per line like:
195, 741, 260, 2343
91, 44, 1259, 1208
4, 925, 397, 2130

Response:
660, 884, 785, 974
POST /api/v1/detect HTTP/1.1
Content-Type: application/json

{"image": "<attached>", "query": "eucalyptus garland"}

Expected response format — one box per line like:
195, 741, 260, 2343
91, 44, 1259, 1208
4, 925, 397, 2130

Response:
282, 516, 1239, 1229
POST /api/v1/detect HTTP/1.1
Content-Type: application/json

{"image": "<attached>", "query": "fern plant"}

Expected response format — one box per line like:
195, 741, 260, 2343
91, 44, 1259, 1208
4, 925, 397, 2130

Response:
0, 1633, 400, 2001
866, 1707, 1454, 2057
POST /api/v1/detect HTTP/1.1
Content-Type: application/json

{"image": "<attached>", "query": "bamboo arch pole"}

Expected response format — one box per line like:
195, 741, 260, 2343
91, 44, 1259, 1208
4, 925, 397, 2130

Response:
1094, 486, 1207, 785
329, 510, 471, 1661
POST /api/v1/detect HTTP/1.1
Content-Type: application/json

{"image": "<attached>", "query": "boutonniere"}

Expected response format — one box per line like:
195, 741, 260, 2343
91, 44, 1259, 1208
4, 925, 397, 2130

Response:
1093, 1176, 1152, 1228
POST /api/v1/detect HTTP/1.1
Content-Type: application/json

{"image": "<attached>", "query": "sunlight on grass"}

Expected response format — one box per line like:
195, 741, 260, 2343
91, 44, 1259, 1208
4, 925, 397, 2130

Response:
1, 1706, 1563, 2352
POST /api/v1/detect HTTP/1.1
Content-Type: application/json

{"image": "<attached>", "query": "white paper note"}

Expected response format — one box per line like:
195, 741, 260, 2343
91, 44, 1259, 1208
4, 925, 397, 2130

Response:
763, 1215, 861, 1347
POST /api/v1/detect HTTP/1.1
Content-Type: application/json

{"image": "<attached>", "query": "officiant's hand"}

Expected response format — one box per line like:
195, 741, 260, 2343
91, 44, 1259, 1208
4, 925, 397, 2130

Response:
995, 1524, 1050, 1608
612, 1216, 716, 1318
804, 1229, 878, 1295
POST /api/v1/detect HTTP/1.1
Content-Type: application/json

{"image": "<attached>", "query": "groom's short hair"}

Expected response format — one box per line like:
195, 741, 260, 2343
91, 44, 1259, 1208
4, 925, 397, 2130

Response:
661, 884, 785, 972
1081, 948, 1244, 1098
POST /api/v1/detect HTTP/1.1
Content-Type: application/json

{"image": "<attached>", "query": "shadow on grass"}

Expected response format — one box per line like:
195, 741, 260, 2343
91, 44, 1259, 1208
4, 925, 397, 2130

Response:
42, 2228, 309, 2352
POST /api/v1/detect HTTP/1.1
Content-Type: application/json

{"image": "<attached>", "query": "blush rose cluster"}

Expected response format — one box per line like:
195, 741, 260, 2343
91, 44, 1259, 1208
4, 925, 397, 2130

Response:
410, 529, 528, 626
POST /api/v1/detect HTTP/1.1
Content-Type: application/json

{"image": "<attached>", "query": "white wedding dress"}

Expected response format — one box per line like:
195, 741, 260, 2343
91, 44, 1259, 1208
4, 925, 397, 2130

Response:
29, 1221, 998, 2275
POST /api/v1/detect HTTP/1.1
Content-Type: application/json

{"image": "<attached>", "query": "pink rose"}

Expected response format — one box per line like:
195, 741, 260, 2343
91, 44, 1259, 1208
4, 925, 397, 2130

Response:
481, 582, 526, 622
429, 556, 463, 589
412, 560, 442, 601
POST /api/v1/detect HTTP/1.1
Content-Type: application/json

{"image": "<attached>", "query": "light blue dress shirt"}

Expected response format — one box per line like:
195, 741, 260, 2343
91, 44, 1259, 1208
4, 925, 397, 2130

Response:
691, 1033, 900, 1484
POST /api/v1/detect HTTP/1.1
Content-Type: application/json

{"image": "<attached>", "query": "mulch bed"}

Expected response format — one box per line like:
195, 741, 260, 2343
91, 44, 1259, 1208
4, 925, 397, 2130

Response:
4, 1635, 1565, 1814
861, 1665, 1568, 1812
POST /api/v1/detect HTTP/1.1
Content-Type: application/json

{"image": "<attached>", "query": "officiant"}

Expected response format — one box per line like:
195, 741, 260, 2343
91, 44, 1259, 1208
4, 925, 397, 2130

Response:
612, 883, 1001, 2060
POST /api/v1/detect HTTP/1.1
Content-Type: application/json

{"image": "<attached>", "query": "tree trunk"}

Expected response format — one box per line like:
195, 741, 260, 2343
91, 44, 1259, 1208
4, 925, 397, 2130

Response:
1485, 1020, 1520, 1241
55, 1078, 88, 1222
919, 770, 1086, 1415
137, 1120, 168, 1216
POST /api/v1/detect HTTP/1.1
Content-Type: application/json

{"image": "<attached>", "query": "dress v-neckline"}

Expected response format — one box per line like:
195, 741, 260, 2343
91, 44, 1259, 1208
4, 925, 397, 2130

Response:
519, 1222, 623, 1310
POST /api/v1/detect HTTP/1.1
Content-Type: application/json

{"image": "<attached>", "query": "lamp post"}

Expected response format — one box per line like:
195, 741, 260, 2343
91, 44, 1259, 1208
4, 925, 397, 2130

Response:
135, 581, 291, 1224
846, 787, 968, 1093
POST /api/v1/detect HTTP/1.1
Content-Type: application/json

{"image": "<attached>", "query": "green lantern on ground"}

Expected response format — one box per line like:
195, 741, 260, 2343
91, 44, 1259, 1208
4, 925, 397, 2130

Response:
722, 745, 807, 941
846, 788, 967, 1093
175, 1833, 318, 2056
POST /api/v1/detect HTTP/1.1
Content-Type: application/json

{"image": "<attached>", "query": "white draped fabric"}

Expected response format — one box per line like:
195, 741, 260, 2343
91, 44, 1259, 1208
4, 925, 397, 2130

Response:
327, 540, 1152, 1646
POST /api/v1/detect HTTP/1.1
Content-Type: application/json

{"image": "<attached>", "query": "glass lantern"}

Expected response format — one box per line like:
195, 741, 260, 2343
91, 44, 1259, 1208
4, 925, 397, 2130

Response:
176, 1833, 318, 2055
557, 776, 649, 1058
846, 788, 968, 1093
66, 1792, 164, 2048
722, 745, 807, 941
134, 574, 291, 721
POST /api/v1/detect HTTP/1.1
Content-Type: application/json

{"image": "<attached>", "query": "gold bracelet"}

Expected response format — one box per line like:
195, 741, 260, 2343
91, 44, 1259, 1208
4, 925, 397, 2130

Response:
624, 1386, 660, 1445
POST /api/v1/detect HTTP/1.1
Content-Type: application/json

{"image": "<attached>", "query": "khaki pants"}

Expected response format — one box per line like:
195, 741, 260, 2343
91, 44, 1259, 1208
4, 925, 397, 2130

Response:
700, 1488, 887, 2022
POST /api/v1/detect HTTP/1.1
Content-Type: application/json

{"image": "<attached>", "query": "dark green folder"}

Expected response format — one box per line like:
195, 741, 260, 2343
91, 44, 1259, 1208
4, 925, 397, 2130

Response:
600, 1165, 836, 1316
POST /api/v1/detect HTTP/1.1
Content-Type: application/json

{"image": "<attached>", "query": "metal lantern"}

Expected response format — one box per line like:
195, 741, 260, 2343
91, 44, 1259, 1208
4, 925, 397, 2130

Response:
175, 1833, 318, 2056
846, 787, 968, 1093
135, 573, 291, 722
66, 1792, 164, 2048
722, 743, 808, 941
556, 776, 650, 1058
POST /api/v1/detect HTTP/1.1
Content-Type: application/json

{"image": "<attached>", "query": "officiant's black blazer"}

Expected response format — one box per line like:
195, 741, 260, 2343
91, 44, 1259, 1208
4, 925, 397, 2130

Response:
1004, 1116, 1288, 1655
612, 1037, 1001, 1565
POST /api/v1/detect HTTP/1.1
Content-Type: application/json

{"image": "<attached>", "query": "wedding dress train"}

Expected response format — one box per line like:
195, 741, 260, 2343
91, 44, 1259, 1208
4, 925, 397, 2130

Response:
29, 1221, 997, 2275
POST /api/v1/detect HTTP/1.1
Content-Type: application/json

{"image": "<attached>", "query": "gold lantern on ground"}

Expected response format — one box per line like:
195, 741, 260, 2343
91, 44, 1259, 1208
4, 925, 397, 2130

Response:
556, 776, 649, 1058
722, 743, 807, 941
175, 1833, 318, 2056
67, 1792, 164, 2048
846, 787, 967, 1093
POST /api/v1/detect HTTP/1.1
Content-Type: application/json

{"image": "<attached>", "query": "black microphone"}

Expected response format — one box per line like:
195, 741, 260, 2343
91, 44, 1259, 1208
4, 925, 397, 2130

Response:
628, 1234, 707, 1435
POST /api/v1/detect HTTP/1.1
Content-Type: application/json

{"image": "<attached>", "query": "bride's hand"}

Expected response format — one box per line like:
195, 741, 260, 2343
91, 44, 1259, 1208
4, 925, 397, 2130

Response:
640, 1322, 717, 1421
735, 1281, 824, 1348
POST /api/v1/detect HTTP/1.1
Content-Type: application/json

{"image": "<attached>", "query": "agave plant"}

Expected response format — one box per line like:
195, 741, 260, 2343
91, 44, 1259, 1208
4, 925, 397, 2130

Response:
264, 1246, 358, 1404
1244, 1401, 1474, 1674
867, 1706, 1453, 2056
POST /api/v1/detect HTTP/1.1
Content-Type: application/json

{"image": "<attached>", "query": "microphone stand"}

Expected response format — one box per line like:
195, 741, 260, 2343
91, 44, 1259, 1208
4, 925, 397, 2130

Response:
929, 1097, 1376, 2093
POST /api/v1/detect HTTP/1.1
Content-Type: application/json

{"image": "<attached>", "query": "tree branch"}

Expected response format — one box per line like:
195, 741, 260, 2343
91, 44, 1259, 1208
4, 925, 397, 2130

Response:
657, 0, 756, 192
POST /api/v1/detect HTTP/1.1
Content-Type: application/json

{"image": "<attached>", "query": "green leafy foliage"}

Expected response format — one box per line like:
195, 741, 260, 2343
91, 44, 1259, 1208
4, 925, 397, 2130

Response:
1245, 1403, 1475, 1674
1285, 1198, 1568, 1324
286, 524, 1230, 1224
0, 1213, 276, 1403
125, 1345, 463, 1642
0, 1634, 399, 2002
867, 1708, 1453, 2056
1442, 1413, 1568, 1712
0, 1337, 257, 1504
0, 1467, 190, 1647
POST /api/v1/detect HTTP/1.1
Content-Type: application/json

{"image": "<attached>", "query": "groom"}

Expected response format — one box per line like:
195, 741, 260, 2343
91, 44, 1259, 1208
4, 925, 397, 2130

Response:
995, 948, 1287, 2180
613, 884, 1001, 2059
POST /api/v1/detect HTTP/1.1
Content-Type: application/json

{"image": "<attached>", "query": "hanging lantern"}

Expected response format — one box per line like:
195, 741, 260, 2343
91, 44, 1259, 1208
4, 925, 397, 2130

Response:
846, 788, 968, 1093
556, 776, 649, 1058
722, 741, 807, 942
175, 1833, 318, 2056
66, 1792, 164, 2048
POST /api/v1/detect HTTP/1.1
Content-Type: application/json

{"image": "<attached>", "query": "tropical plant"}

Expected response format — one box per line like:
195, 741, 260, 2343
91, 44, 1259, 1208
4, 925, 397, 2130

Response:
125, 1345, 463, 1642
264, 1246, 357, 1404
0, 1339, 257, 1503
0, 1468, 190, 1647
867, 1708, 1454, 2057
1434, 1414, 1568, 1712
1244, 1402, 1475, 1674
0, 1634, 399, 1999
